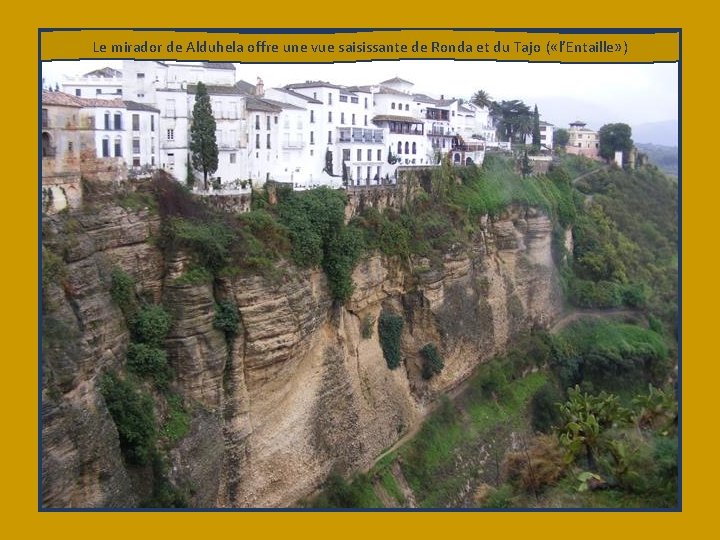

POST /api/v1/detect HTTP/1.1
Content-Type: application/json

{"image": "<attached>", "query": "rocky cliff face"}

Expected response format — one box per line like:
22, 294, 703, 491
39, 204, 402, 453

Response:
41, 199, 562, 508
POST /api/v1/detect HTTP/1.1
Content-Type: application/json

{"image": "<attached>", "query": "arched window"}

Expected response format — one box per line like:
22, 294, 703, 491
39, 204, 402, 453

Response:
391, 102, 396, 110
101, 137, 110, 157
405, 104, 409, 111
454, 153, 461, 163
104, 111, 111, 130
397, 141, 402, 154
412, 142, 417, 154
405, 142, 409, 154
114, 137, 122, 157
42, 132, 53, 157
466, 157, 474, 165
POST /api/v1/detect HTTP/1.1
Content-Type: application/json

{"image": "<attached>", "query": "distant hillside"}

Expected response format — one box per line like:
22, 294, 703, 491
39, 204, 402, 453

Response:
632, 120, 678, 146
636, 143, 678, 177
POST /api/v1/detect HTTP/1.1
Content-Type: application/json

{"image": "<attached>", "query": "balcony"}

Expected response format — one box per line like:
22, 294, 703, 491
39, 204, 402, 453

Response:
337, 128, 384, 144
425, 108, 449, 121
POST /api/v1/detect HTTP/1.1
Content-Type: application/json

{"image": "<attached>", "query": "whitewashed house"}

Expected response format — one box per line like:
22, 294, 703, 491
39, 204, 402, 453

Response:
61, 66, 123, 99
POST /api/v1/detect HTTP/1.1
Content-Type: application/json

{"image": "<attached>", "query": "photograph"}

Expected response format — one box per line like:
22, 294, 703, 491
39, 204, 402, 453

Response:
40, 56, 679, 510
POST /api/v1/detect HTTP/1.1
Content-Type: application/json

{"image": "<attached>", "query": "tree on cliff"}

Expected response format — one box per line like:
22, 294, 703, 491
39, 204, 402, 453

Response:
599, 123, 633, 162
554, 128, 570, 149
532, 104, 541, 149
189, 82, 218, 190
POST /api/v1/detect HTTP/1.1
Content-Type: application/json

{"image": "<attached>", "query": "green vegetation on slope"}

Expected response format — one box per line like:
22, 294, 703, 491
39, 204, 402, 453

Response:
308, 321, 676, 509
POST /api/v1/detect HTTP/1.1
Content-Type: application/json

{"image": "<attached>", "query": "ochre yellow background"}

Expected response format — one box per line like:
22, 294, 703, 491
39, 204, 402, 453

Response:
41, 29, 678, 62
1, 2, 709, 539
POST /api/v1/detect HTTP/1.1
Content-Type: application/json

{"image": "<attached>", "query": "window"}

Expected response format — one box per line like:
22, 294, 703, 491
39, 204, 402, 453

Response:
343, 149, 350, 162
151, 138, 155, 153
267, 134, 271, 149
405, 142, 409, 154
391, 103, 396, 110
351, 97, 358, 104
150, 116, 155, 131
405, 104, 409, 111
313, 92, 317, 100
42, 109, 48, 128
398, 141, 402, 154
68, 141, 73, 153
116, 89, 122, 95
256, 115, 260, 129
132, 114, 140, 131
96, 89, 102, 95
328, 111, 332, 123
167, 153, 175, 167
114, 138, 122, 157
137, 73, 145, 80
310, 110, 315, 123
310, 149, 314, 156
364, 97, 368, 109
104, 112, 110, 130
357, 149, 362, 161
133, 157, 141, 167
412, 142, 416, 154
377, 149, 382, 161
133, 138, 140, 154
310, 131, 315, 145
256, 134, 260, 149
328, 93, 333, 105
339, 95, 348, 103
75, 89, 81, 97
151, 156, 155, 166
102, 138, 110, 157
167, 129, 174, 141
267, 116, 271, 130
341, 112, 345, 124
328, 131, 332, 144
364, 115, 367, 126
352, 114, 355, 126
367, 149, 372, 161
230, 153, 236, 164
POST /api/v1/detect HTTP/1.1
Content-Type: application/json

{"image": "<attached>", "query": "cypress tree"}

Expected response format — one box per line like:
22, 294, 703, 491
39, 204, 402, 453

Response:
189, 82, 218, 190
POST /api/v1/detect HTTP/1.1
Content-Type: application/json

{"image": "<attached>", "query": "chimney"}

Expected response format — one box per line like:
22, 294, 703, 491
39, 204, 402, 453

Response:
255, 77, 265, 97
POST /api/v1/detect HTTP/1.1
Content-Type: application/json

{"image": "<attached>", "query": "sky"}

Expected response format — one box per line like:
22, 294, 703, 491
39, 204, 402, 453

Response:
42, 59, 678, 134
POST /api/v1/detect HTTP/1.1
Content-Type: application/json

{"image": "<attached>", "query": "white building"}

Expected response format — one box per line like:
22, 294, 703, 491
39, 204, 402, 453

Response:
61, 66, 123, 99
125, 101, 160, 170
524, 120, 555, 151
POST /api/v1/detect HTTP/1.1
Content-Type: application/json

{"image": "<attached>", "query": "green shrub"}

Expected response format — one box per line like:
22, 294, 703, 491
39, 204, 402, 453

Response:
420, 343, 444, 380
552, 321, 669, 393
100, 372, 156, 466
378, 311, 404, 369
110, 267, 137, 317
172, 265, 213, 285
162, 393, 190, 443
482, 484, 514, 508
310, 472, 382, 508
530, 383, 563, 433
214, 300, 241, 338
132, 305, 172, 347
476, 363, 508, 398
163, 218, 235, 273
126, 343, 170, 388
